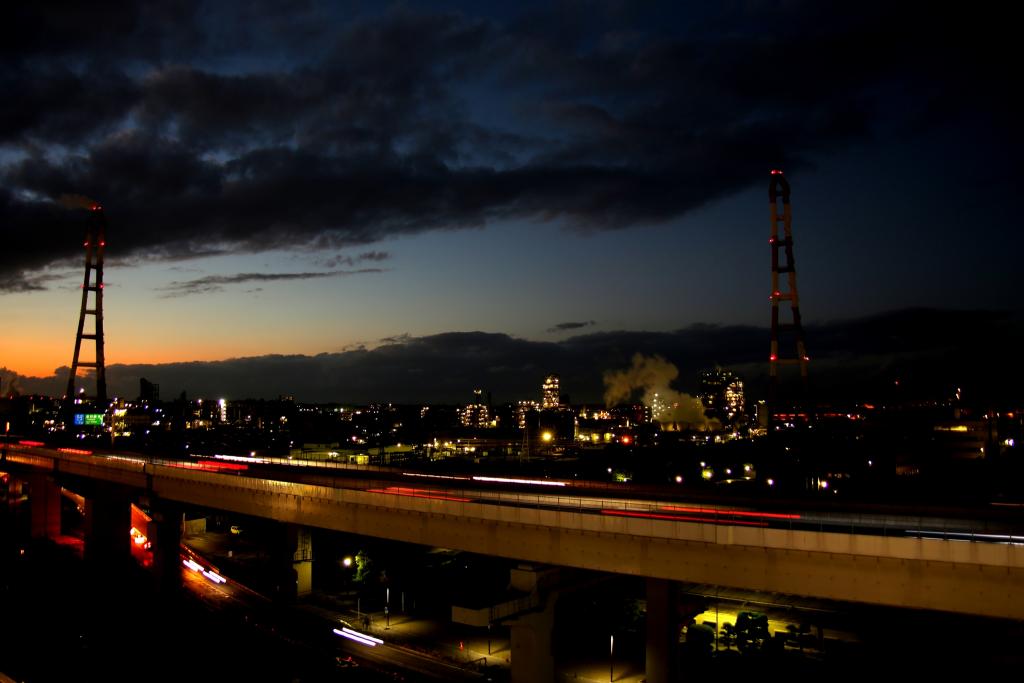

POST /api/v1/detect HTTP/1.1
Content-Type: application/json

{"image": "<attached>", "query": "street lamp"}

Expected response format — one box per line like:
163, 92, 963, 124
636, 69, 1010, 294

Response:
609, 634, 614, 682
385, 587, 390, 630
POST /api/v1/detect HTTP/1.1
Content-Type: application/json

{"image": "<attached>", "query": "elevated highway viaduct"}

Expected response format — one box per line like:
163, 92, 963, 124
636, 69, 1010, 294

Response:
5, 444, 1024, 682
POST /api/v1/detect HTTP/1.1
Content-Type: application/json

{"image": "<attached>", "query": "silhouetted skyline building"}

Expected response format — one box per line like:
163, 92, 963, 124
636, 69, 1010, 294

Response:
139, 377, 160, 402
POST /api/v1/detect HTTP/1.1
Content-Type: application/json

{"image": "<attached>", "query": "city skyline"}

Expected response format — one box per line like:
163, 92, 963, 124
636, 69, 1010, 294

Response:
2, 2, 1021, 401
4, 308, 1019, 406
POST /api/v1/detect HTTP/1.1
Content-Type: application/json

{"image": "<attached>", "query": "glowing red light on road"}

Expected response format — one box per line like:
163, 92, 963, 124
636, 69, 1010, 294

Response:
366, 486, 472, 502
601, 509, 768, 527
661, 505, 801, 520
620, 435, 632, 445
196, 459, 248, 471
19, 440, 45, 447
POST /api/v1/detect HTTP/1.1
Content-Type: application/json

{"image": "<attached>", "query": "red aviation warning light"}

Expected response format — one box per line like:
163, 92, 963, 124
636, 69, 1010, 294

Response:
770, 169, 784, 175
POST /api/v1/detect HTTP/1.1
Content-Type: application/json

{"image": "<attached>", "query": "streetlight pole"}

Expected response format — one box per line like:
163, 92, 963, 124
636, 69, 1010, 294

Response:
609, 634, 614, 683
385, 587, 390, 630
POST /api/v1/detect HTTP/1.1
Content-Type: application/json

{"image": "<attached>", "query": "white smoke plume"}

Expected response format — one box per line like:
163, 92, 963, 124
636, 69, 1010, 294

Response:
2, 370, 23, 398
603, 354, 718, 431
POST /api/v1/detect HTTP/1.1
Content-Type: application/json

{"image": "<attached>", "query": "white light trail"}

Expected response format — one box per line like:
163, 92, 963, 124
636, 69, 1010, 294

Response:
471, 476, 568, 487
213, 453, 267, 463
402, 472, 471, 481
202, 570, 227, 584
342, 627, 383, 644
333, 628, 378, 646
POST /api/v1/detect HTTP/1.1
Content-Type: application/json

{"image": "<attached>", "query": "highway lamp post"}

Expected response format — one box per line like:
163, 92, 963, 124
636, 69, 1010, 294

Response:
386, 587, 390, 630
487, 622, 492, 655
609, 634, 614, 683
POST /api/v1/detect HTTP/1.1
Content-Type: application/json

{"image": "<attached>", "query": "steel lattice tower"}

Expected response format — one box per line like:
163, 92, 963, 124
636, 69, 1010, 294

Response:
768, 170, 808, 413
66, 203, 107, 405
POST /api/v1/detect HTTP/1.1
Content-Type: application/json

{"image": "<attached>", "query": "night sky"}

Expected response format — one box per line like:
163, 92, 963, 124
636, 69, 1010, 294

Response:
2, 2, 1021, 403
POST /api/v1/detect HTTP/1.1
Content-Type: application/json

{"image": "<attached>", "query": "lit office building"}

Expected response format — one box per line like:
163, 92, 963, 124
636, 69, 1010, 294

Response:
516, 400, 540, 429
699, 368, 745, 424
542, 374, 560, 409
460, 389, 492, 428
724, 378, 745, 421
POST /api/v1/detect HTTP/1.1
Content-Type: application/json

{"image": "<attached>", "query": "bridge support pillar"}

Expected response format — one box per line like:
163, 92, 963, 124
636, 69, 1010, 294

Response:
510, 598, 555, 683
274, 523, 312, 600
150, 499, 183, 595
84, 489, 131, 570
645, 578, 680, 683
28, 473, 61, 539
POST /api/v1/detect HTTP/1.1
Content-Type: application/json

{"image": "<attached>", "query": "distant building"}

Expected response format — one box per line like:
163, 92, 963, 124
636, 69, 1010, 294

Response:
542, 374, 560, 410
724, 379, 745, 421
460, 389, 493, 428
139, 377, 159, 402
516, 400, 540, 429
614, 404, 651, 427
699, 368, 745, 424
756, 400, 769, 428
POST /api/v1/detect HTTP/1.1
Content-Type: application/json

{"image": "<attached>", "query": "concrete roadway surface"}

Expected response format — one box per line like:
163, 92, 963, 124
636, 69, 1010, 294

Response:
182, 530, 652, 683
180, 542, 492, 682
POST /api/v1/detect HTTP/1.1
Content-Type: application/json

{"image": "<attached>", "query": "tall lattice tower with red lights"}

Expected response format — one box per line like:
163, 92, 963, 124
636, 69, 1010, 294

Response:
768, 170, 808, 414
66, 203, 108, 407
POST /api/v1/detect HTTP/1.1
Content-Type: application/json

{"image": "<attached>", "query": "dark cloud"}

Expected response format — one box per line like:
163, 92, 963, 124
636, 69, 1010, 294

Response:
379, 333, 413, 345
0, 1, 204, 63
9, 309, 1021, 405
158, 268, 383, 297
548, 320, 596, 333
2, 3, 1018, 288
319, 251, 390, 269
2, 271, 75, 293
